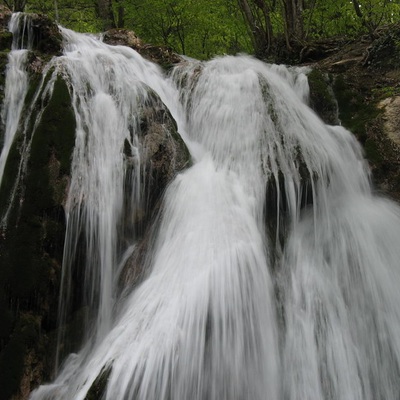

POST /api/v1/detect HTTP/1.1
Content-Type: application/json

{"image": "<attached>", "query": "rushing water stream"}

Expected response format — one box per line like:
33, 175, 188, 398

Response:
1, 13, 400, 400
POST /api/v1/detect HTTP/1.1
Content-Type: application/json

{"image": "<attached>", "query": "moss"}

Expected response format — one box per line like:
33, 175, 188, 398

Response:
0, 31, 12, 52
307, 69, 338, 125
333, 74, 380, 142
371, 85, 400, 101
8, 13, 62, 56
364, 138, 383, 164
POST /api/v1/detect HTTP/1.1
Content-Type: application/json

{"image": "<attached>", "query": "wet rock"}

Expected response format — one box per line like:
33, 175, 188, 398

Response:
120, 90, 191, 288
103, 28, 183, 68
18, 13, 62, 55
139, 91, 190, 203
0, 76, 76, 399
85, 367, 111, 400
307, 68, 339, 125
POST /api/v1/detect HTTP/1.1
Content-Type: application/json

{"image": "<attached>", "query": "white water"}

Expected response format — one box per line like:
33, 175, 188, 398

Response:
0, 13, 30, 187
0, 17, 395, 400
52, 28, 190, 364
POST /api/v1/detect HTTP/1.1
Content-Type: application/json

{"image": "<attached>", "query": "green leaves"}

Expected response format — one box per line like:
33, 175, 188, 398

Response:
24, 0, 400, 58
124, 0, 251, 58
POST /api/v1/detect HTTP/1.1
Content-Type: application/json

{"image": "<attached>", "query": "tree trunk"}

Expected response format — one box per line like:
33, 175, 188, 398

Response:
352, 0, 363, 18
238, 0, 272, 56
281, 0, 304, 48
254, 0, 274, 52
114, 0, 124, 28
13, 0, 26, 11
352, 0, 376, 37
97, 0, 116, 31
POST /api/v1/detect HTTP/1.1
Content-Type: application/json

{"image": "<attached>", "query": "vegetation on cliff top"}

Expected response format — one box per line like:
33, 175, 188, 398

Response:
1, 0, 400, 60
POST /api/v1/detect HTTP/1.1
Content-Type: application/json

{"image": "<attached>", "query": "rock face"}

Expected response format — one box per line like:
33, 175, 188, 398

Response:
0, 74, 75, 400
0, 12, 190, 400
120, 90, 191, 287
139, 90, 190, 206
0, 12, 70, 400
306, 24, 400, 201
307, 68, 339, 125
378, 96, 400, 146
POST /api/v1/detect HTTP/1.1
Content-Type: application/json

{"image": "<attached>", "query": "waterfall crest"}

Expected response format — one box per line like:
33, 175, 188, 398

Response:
0, 17, 398, 400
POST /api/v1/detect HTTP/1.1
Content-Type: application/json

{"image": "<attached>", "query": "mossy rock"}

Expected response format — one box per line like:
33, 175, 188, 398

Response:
126, 88, 190, 231
364, 137, 384, 164
307, 68, 338, 125
11, 13, 62, 55
0, 75, 76, 397
119, 89, 191, 288
333, 74, 380, 143
0, 30, 12, 51
364, 115, 400, 199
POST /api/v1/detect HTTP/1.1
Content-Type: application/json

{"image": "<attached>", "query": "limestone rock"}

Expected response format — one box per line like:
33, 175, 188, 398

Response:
378, 96, 400, 146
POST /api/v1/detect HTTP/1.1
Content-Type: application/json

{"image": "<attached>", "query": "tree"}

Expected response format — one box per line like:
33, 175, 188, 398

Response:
238, 0, 274, 56
351, 0, 397, 36
96, 0, 115, 30
17, 0, 400, 59
2, 0, 27, 11
124, 0, 250, 58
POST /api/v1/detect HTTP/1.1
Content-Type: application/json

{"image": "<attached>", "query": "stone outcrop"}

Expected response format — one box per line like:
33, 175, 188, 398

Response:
305, 24, 400, 200
0, 12, 190, 400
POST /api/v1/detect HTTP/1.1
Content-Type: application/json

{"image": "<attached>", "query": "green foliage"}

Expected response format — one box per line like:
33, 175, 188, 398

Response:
238, 0, 400, 56
8, 1, 400, 61
26, 0, 102, 32
304, 1, 361, 38
23, 0, 251, 58
372, 85, 400, 100
123, 0, 251, 58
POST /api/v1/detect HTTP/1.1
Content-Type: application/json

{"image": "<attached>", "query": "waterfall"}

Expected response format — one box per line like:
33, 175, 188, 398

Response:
0, 13, 30, 187
1, 16, 399, 400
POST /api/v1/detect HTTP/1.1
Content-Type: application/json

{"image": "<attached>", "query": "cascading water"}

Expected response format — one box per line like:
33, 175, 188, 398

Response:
0, 13, 30, 187
54, 27, 183, 354
1, 14, 399, 400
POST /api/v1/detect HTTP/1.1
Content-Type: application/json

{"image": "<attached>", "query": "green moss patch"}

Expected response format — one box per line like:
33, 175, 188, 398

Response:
333, 74, 380, 143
